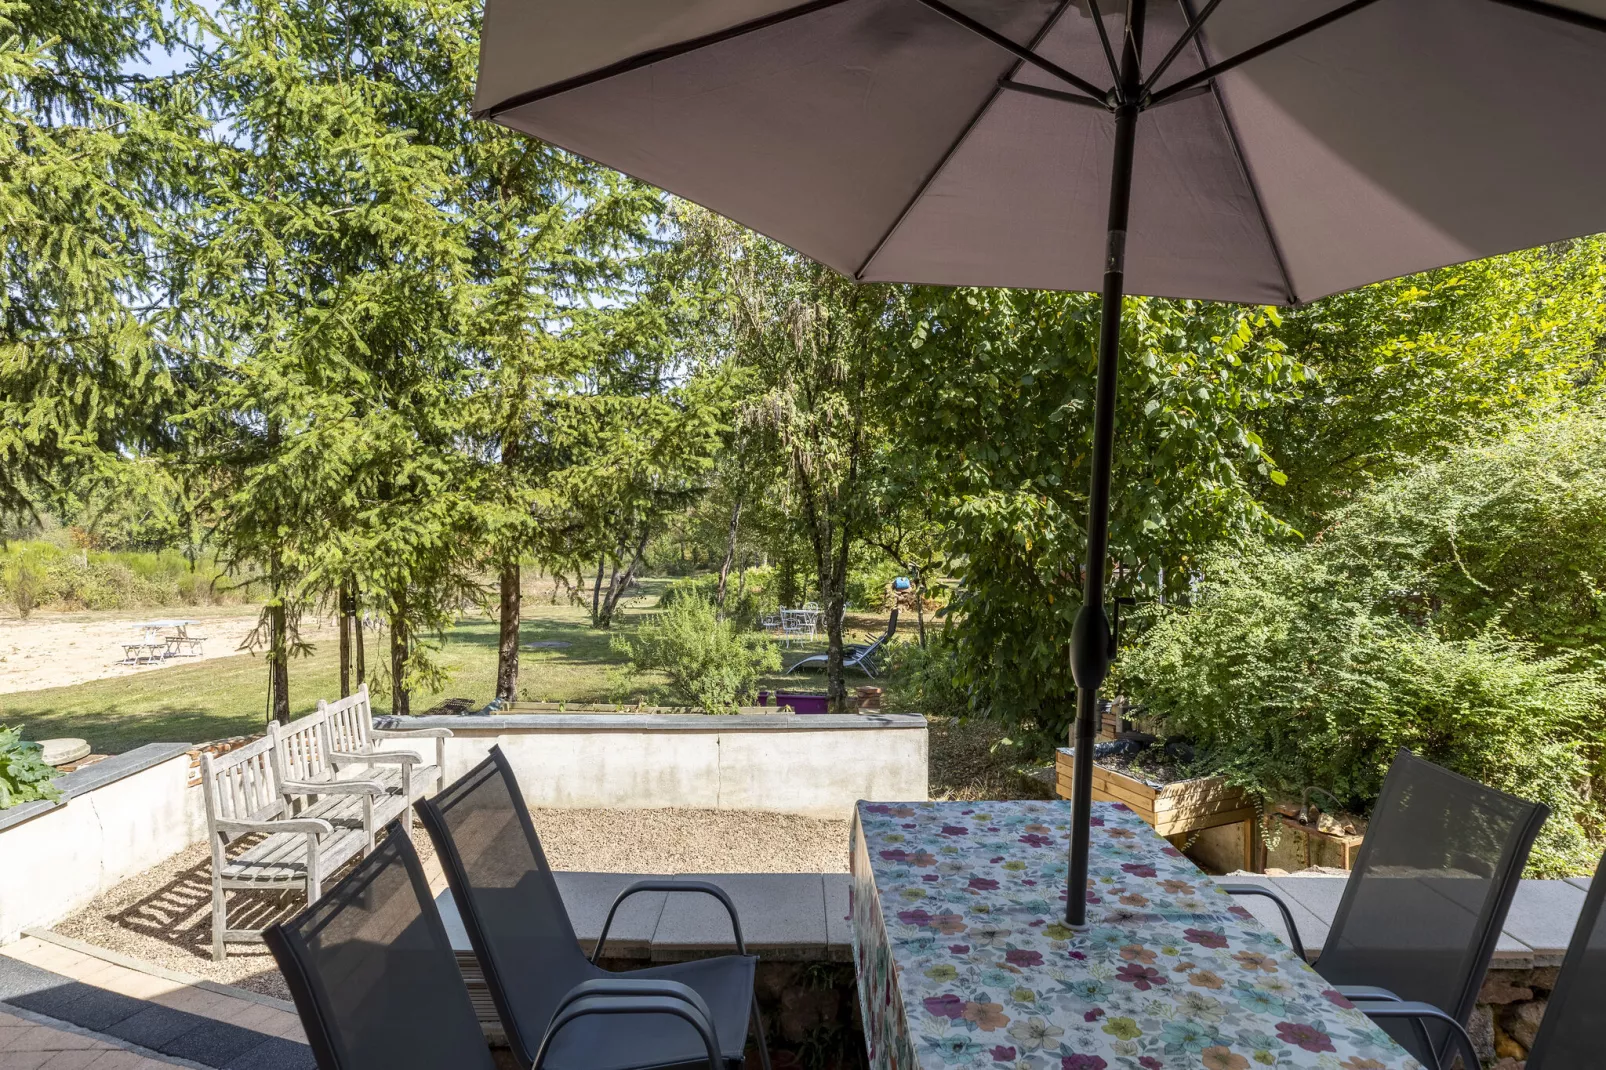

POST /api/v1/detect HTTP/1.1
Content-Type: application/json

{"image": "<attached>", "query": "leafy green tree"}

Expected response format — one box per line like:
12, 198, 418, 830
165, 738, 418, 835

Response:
1258, 242, 1606, 527
0, 0, 201, 524
885, 287, 1307, 749
611, 594, 779, 711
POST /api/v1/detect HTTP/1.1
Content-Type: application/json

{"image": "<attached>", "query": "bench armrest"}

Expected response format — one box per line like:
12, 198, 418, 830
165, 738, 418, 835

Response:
279, 779, 387, 797
214, 817, 334, 837
1218, 883, 1308, 962
330, 750, 420, 766
593, 879, 747, 963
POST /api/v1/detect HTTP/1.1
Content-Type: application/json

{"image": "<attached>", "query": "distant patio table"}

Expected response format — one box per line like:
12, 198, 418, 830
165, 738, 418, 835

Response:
849, 800, 1421, 1070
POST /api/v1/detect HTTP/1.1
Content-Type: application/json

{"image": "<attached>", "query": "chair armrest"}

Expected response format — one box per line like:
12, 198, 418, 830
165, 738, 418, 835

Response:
1336, 985, 1402, 1003
214, 817, 334, 837
1353, 1000, 1478, 1070
330, 750, 420, 766
551, 979, 716, 1042
279, 779, 387, 797
1217, 884, 1308, 962
371, 727, 453, 739
532, 995, 720, 1070
592, 879, 748, 963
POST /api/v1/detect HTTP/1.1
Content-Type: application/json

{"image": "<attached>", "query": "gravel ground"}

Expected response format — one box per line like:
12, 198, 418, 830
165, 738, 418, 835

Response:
54, 808, 850, 998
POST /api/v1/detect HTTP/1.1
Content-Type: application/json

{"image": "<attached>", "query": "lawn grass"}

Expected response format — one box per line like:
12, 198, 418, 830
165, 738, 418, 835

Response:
0, 581, 898, 754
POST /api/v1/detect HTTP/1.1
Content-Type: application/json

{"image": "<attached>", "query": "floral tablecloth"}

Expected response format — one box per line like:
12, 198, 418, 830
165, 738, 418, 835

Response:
849, 800, 1420, 1070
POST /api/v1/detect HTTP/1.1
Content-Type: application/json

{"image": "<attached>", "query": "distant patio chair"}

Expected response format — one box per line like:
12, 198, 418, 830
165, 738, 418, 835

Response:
784, 607, 897, 678
266, 823, 721, 1070
416, 749, 770, 1070
1222, 750, 1547, 1069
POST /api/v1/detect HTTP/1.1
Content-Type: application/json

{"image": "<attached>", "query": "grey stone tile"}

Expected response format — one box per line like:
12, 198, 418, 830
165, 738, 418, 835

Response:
106, 1004, 202, 1048
161, 1019, 271, 1065
1218, 876, 1328, 960
0, 956, 67, 1000
652, 874, 828, 961
1565, 876, 1592, 893
224, 1036, 317, 1070
9, 982, 145, 1032
824, 874, 853, 962
1501, 880, 1588, 966
555, 872, 667, 960
1267, 876, 1348, 924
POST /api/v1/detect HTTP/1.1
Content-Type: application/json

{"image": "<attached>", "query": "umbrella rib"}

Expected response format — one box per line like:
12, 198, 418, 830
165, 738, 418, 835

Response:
1486, 0, 1606, 33
1177, 0, 1298, 305
1147, 0, 1386, 106
854, 0, 1080, 280
1084, 0, 1124, 87
474, 0, 855, 118
912, 0, 1113, 102
1140, 0, 1225, 96
998, 79, 1108, 109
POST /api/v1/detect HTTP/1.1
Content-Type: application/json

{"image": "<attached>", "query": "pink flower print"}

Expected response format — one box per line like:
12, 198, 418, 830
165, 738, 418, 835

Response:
990, 1047, 1017, 1063
879, 849, 908, 862
1019, 833, 1052, 847
1120, 863, 1157, 878
1275, 1022, 1336, 1053
1114, 963, 1166, 990
1322, 989, 1356, 1009
1162, 846, 1183, 857
897, 909, 932, 927
1061, 1056, 1107, 1070
1184, 928, 1229, 949
1139, 1059, 1163, 1070
1089, 816, 1105, 826
1005, 948, 1043, 967
1083, 1009, 1104, 1022
969, 877, 1000, 891
923, 994, 967, 1019
941, 825, 969, 836
949, 944, 971, 954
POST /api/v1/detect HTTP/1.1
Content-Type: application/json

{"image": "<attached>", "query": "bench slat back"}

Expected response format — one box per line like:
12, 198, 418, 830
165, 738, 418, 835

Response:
323, 684, 375, 756
201, 734, 286, 831
270, 708, 333, 784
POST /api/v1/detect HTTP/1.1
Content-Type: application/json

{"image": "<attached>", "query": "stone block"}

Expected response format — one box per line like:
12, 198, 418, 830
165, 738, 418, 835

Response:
1501, 998, 1547, 1050
1467, 1004, 1494, 1065
652, 874, 828, 960
1527, 967, 1560, 991
1503, 880, 1588, 967
1478, 973, 1534, 1005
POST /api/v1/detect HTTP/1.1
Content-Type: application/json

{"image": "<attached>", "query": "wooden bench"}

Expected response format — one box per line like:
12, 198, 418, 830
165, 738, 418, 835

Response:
200, 735, 381, 960
320, 684, 449, 804
269, 705, 412, 847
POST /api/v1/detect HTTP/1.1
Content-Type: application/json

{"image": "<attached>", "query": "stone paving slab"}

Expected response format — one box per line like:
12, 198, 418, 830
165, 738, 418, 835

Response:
0, 1005, 185, 1070
1504, 879, 1590, 967
652, 874, 830, 961
1217, 875, 1330, 957
823, 875, 853, 963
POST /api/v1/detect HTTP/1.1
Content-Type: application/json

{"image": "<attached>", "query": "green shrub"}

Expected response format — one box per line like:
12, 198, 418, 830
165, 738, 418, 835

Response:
0, 725, 62, 810
883, 634, 973, 719
0, 540, 251, 612
657, 568, 781, 628
1119, 544, 1606, 877
614, 594, 781, 711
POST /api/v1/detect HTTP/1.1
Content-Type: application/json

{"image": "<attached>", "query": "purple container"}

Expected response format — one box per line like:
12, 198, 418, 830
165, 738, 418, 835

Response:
775, 692, 829, 714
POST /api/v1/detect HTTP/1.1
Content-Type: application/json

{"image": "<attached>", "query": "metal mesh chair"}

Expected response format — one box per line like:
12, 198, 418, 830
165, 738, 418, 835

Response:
417, 748, 770, 1070
263, 824, 496, 1070
1519, 850, 1606, 1069
1225, 749, 1548, 1068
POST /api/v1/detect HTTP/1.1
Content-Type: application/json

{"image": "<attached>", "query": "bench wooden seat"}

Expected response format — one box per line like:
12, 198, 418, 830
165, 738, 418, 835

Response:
270, 705, 412, 847
201, 735, 381, 960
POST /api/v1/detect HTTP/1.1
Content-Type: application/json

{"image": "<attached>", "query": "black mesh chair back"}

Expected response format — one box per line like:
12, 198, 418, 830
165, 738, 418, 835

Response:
264, 823, 494, 1070
1523, 851, 1606, 1070
416, 748, 602, 1063
1319, 749, 1547, 1063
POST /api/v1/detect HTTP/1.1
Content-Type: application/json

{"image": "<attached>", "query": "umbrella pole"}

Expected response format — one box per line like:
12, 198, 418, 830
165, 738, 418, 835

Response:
1067, 0, 1144, 928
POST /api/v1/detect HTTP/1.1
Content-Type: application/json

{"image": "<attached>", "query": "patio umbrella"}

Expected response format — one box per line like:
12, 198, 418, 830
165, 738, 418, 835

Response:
471, 0, 1606, 926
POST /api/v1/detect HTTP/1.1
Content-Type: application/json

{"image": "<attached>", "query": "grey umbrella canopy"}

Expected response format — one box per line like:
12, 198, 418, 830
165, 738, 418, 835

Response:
472, 0, 1606, 926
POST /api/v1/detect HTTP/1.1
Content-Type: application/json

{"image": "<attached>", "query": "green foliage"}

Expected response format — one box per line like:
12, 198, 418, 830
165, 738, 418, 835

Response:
1118, 410, 1606, 879
0, 724, 61, 810
1259, 242, 1606, 527
882, 634, 971, 720
0, 540, 251, 613
612, 595, 779, 711
883, 288, 1307, 748
657, 569, 780, 627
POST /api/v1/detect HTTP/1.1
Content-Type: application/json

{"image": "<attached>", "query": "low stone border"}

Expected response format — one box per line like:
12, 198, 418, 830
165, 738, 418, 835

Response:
0, 742, 192, 834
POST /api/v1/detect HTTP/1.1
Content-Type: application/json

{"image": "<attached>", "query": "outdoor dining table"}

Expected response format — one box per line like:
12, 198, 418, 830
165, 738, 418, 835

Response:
850, 799, 1422, 1070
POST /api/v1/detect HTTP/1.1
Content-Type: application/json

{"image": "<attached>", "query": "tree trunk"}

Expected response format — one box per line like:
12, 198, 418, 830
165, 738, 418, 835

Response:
914, 569, 928, 648
591, 554, 605, 624
496, 560, 520, 702
389, 596, 409, 717
338, 582, 352, 698
352, 587, 365, 689
598, 524, 651, 628
715, 496, 744, 609
268, 596, 290, 724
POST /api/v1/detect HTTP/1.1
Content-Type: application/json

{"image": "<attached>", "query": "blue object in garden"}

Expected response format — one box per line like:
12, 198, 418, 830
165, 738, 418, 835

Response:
892, 576, 911, 591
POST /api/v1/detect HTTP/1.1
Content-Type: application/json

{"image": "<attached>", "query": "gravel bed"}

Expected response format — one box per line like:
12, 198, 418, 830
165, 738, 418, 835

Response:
54, 808, 850, 998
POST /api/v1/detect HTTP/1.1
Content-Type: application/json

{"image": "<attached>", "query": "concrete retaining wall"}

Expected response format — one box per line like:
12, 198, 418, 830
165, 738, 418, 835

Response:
373, 712, 929, 820
0, 744, 204, 942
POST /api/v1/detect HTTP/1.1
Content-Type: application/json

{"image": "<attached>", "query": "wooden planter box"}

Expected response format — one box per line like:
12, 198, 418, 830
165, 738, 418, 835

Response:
1056, 747, 1260, 871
